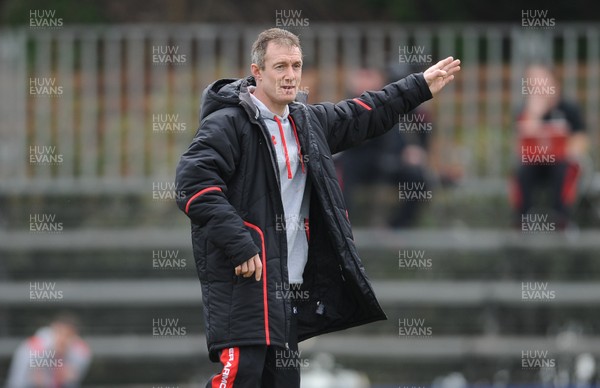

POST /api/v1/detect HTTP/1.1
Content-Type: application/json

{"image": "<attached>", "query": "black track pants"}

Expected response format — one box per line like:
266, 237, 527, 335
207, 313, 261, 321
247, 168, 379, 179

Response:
205, 306, 300, 388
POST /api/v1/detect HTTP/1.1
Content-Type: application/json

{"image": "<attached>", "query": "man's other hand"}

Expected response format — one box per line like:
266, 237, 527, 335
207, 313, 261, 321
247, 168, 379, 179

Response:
235, 254, 263, 281
424, 56, 461, 96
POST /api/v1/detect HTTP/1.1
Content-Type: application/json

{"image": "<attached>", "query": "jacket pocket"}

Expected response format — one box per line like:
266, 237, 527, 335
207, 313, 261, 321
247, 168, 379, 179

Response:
242, 220, 271, 345
191, 227, 208, 281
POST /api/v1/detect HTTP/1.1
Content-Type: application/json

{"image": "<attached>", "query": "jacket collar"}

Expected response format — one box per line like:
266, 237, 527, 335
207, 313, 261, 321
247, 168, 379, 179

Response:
248, 88, 290, 121
238, 76, 308, 121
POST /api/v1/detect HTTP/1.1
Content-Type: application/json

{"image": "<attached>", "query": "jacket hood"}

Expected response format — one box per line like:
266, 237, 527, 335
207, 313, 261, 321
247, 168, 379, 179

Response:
199, 76, 308, 121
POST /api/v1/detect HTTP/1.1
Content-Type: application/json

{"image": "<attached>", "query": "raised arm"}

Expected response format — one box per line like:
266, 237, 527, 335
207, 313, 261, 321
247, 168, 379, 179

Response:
310, 57, 460, 154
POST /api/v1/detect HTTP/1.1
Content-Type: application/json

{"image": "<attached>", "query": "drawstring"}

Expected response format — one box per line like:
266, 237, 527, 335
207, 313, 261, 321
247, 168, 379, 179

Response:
289, 116, 305, 174
273, 116, 293, 179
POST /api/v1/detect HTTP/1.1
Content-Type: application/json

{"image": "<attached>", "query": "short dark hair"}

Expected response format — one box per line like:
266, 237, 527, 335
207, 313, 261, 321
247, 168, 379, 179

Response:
52, 312, 80, 330
251, 28, 302, 69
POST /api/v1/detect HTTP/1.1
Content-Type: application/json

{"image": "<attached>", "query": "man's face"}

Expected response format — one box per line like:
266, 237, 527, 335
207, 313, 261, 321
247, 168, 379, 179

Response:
525, 65, 560, 111
253, 42, 302, 110
52, 323, 76, 353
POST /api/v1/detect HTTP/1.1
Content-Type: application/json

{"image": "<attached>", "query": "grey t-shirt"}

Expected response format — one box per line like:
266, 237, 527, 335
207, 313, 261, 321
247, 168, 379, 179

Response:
250, 91, 310, 284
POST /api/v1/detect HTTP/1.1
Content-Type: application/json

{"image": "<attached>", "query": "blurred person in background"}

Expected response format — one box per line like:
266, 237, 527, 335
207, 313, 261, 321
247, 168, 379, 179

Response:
337, 64, 435, 228
5, 313, 91, 388
176, 27, 459, 387
511, 63, 588, 229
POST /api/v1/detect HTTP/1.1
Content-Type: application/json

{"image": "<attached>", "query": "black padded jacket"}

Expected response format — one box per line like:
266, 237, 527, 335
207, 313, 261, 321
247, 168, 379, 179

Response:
175, 73, 433, 361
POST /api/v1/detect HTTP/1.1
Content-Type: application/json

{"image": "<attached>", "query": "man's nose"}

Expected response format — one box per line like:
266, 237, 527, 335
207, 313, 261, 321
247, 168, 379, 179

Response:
283, 67, 295, 81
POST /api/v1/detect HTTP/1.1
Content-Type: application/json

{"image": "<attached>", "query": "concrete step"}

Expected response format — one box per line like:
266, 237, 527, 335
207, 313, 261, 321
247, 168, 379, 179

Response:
2, 279, 599, 306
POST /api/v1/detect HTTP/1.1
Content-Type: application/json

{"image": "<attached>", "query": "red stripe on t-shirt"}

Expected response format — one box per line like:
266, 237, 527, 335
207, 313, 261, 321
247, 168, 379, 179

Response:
274, 116, 293, 179
289, 116, 305, 174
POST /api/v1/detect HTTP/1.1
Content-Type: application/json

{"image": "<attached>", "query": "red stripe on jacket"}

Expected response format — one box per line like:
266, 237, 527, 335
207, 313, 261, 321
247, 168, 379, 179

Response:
243, 221, 270, 345
353, 98, 372, 111
185, 187, 223, 214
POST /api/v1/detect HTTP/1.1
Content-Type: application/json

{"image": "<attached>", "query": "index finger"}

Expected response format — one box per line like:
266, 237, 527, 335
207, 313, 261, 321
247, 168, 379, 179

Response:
254, 257, 263, 281
443, 59, 461, 72
434, 56, 455, 70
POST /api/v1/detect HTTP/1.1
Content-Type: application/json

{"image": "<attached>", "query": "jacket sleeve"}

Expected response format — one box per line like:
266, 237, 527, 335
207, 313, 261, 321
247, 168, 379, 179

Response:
175, 115, 259, 267
310, 73, 433, 154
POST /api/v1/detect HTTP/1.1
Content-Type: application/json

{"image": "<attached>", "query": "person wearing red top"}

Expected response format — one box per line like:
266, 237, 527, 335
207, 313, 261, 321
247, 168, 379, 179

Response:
512, 63, 588, 229
5, 314, 92, 388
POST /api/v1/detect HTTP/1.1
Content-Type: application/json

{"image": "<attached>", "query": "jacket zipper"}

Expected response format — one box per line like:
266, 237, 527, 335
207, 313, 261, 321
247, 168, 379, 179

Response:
299, 104, 348, 285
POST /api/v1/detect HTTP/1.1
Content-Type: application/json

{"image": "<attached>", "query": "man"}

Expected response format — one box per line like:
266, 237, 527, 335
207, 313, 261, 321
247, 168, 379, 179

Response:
5, 314, 92, 388
512, 63, 588, 229
176, 28, 460, 387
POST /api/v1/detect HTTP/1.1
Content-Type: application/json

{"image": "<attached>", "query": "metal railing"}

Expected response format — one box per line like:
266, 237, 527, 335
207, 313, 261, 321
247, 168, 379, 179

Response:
0, 23, 598, 194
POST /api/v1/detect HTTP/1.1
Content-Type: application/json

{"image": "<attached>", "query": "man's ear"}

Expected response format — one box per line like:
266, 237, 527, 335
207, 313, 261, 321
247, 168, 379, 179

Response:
251, 64, 261, 80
